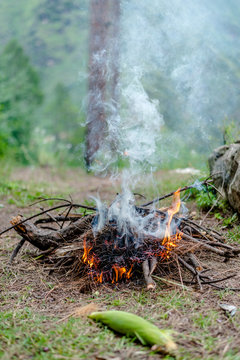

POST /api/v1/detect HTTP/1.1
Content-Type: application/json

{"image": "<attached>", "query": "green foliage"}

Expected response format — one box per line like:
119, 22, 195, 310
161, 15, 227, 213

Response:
0, 0, 89, 96
188, 183, 230, 213
222, 118, 240, 145
216, 213, 238, 228
0, 0, 88, 167
0, 39, 85, 166
0, 40, 43, 162
222, 213, 238, 227
227, 225, 240, 244
196, 191, 217, 211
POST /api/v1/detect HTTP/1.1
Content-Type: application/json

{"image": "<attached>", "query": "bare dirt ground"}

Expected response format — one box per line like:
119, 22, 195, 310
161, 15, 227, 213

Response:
1, 167, 240, 360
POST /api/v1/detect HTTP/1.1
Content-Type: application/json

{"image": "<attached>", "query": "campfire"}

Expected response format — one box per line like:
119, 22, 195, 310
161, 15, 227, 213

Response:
3, 178, 240, 291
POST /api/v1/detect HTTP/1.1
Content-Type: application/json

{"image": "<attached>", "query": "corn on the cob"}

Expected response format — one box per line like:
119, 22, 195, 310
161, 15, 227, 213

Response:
88, 310, 177, 354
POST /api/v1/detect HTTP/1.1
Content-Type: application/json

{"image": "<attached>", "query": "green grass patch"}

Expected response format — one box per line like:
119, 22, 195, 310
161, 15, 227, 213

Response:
0, 180, 54, 207
227, 226, 240, 244
0, 178, 69, 208
0, 308, 141, 360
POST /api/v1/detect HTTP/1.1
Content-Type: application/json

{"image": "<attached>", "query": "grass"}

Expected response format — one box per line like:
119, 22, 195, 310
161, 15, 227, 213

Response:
0, 308, 139, 360
226, 226, 240, 245
0, 163, 74, 209
0, 177, 60, 210
1, 166, 240, 359
0, 179, 60, 208
1, 287, 240, 359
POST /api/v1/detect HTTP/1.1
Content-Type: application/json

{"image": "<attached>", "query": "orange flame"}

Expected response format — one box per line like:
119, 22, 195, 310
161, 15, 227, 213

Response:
162, 189, 181, 258
126, 264, 133, 279
82, 238, 96, 268
95, 272, 103, 283
82, 239, 92, 262
112, 264, 133, 283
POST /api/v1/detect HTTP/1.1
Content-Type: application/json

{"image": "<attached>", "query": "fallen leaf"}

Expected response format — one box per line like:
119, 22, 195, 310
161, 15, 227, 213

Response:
74, 303, 99, 317
57, 303, 99, 323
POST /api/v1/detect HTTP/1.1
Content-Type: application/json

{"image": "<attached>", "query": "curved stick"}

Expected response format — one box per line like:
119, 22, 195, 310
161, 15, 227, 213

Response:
0, 203, 96, 237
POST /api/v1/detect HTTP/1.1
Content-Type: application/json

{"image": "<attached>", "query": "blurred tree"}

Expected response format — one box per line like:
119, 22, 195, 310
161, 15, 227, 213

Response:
85, 0, 120, 167
0, 40, 43, 162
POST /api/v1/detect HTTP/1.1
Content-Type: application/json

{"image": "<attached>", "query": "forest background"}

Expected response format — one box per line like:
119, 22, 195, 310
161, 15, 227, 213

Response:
1, 0, 240, 170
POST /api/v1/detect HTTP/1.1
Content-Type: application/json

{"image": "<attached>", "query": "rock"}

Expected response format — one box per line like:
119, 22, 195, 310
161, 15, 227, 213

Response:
208, 143, 240, 213
219, 303, 237, 317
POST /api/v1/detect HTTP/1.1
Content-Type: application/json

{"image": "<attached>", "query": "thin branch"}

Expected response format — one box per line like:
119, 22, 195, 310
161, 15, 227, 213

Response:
30, 197, 72, 207
140, 178, 214, 207
9, 238, 25, 264
201, 274, 236, 285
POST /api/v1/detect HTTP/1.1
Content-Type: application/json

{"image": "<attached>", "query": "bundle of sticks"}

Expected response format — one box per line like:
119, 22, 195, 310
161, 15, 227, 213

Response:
2, 178, 240, 291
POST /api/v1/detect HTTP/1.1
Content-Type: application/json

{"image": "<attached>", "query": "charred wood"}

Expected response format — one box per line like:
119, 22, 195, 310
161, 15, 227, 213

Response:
11, 215, 94, 251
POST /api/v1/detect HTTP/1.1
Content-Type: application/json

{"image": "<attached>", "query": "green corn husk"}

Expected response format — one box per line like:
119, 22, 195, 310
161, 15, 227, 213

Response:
88, 310, 177, 354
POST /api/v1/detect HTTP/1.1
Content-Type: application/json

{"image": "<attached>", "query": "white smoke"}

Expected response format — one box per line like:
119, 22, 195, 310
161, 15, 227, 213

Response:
86, 0, 240, 233
89, 0, 240, 173
119, 0, 240, 160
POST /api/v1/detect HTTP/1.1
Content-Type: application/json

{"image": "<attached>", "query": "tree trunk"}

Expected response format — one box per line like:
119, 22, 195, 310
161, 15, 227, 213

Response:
85, 0, 121, 167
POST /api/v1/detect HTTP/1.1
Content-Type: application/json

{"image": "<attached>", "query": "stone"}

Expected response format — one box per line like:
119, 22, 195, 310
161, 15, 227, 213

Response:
208, 143, 240, 213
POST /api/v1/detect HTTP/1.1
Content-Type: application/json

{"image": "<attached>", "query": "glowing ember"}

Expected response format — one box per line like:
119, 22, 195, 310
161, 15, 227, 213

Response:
82, 237, 134, 284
